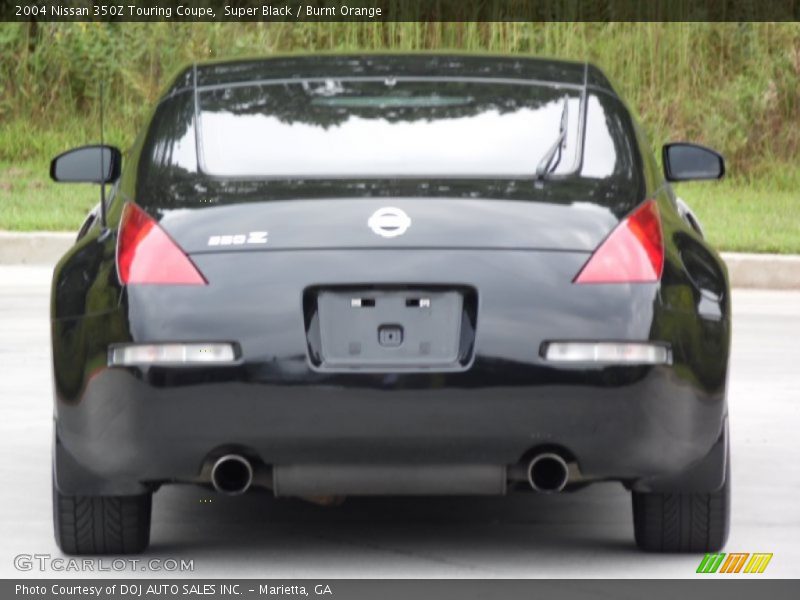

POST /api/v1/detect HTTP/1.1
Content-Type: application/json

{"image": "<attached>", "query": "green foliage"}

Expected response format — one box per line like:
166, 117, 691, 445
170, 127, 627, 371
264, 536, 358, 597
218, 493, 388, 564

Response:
675, 177, 800, 254
0, 22, 798, 251
1, 22, 798, 172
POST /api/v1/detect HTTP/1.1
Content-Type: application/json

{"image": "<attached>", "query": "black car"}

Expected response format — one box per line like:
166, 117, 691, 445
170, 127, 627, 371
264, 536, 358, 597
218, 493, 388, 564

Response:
49, 54, 730, 555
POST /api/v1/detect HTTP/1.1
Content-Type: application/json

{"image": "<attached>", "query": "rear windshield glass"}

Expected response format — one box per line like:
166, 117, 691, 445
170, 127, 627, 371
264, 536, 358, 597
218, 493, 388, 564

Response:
197, 79, 588, 178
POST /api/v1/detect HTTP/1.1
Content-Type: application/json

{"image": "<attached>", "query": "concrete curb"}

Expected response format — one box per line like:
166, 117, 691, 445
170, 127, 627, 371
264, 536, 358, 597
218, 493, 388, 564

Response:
722, 252, 800, 290
0, 232, 75, 266
0, 231, 797, 289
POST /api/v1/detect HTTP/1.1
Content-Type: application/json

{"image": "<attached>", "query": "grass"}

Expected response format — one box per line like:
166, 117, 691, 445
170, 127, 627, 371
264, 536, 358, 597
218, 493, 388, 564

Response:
2, 23, 799, 172
675, 178, 800, 254
3, 158, 798, 254
1, 22, 799, 251
0, 161, 98, 231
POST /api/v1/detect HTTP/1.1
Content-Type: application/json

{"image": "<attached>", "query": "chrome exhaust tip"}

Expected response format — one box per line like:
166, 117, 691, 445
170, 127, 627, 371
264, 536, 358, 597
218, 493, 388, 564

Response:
527, 453, 569, 493
211, 454, 253, 495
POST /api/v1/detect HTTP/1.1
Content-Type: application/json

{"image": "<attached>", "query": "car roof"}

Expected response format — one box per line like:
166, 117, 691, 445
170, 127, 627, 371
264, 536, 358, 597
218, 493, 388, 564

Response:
163, 53, 617, 98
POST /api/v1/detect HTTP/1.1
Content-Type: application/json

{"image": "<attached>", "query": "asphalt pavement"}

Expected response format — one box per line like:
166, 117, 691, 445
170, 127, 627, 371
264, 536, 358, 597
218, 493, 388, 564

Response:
0, 265, 797, 578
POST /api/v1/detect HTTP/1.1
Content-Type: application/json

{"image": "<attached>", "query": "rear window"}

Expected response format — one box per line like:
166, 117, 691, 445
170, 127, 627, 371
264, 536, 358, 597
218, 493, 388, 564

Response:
137, 77, 641, 199
197, 79, 591, 178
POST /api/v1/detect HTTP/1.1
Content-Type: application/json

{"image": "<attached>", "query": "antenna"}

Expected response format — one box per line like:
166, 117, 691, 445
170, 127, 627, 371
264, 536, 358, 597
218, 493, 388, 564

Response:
98, 79, 108, 228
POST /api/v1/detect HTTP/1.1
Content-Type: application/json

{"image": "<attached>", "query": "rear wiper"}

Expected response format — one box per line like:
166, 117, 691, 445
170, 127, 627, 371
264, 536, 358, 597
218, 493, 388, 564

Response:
535, 96, 569, 180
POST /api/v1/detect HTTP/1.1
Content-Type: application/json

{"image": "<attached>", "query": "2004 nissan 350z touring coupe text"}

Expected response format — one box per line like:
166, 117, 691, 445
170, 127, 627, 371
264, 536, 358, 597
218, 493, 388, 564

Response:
49, 54, 730, 555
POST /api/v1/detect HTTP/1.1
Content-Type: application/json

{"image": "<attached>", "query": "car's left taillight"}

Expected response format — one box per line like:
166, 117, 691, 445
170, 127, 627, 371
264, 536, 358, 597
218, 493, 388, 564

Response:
116, 202, 206, 285
573, 199, 664, 284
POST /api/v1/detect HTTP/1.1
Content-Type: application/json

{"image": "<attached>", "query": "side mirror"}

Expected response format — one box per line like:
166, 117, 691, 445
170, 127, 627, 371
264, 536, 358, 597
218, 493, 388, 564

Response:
50, 145, 121, 184
662, 143, 725, 182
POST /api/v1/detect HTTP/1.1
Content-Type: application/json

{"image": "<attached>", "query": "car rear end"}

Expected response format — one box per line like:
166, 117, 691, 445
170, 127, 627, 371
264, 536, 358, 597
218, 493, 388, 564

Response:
50, 55, 730, 554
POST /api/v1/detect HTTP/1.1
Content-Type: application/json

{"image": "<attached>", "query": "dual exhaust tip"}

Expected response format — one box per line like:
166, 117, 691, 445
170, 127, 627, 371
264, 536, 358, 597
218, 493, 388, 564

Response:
527, 452, 569, 493
210, 452, 570, 495
211, 454, 253, 495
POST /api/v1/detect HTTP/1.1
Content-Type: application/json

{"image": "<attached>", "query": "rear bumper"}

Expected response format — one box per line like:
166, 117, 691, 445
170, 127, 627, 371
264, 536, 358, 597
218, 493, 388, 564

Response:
54, 361, 727, 496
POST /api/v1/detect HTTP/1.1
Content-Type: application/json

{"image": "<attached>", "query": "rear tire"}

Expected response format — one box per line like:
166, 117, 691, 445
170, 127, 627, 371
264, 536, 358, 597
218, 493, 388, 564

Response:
53, 479, 152, 555
632, 460, 730, 552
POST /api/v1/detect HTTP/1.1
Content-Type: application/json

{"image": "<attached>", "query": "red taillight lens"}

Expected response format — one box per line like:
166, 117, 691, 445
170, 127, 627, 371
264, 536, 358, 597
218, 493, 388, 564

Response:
116, 203, 206, 285
574, 199, 663, 284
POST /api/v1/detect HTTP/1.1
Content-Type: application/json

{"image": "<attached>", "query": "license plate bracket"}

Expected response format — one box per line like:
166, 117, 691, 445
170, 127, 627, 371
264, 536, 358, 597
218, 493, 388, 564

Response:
306, 287, 475, 371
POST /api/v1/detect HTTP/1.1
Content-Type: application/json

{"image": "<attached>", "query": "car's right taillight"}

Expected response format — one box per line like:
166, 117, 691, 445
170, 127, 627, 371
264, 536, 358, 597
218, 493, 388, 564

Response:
573, 199, 664, 284
116, 202, 206, 285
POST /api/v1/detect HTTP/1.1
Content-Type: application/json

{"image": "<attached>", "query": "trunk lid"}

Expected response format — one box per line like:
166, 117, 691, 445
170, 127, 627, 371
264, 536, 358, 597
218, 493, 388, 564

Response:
155, 198, 620, 254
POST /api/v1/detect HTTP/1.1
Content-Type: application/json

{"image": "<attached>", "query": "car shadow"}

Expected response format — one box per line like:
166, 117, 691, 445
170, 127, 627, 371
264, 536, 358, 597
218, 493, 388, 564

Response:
147, 482, 645, 576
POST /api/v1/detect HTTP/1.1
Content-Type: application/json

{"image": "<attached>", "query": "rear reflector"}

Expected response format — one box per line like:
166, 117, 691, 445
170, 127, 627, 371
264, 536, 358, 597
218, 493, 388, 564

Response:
117, 203, 206, 285
574, 199, 663, 284
109, 343, 237, 366
543, 342, 670, 365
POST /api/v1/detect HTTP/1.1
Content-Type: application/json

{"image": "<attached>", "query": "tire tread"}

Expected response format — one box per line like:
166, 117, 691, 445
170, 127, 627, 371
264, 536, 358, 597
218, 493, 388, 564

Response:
632, 465, 730, 552
53, 484, 151, 555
